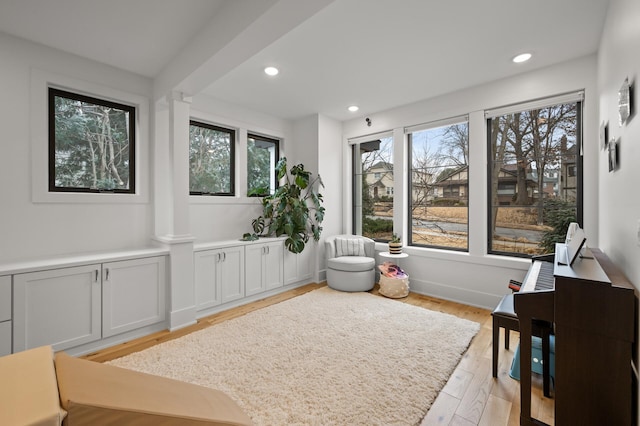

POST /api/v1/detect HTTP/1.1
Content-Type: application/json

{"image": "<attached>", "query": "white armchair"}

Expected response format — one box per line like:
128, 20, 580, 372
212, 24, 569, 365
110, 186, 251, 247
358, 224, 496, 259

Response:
325, 235, 376, 292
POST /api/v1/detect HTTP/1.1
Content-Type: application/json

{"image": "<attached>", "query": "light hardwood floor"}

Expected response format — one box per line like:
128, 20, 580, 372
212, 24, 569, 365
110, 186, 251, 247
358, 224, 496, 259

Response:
83, 283, 554, 426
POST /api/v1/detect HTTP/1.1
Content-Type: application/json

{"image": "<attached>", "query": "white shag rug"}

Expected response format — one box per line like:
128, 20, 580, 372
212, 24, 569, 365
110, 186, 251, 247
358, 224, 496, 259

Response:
108, 287, 480, 425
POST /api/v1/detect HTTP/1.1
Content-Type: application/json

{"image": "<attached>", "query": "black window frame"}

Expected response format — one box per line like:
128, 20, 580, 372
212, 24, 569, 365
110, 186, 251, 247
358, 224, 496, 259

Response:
48, 87, 136, 194
247, 133, 280, 197
485, 99, 583, 258
189, 120, 236, 196
351, 138, 395, 242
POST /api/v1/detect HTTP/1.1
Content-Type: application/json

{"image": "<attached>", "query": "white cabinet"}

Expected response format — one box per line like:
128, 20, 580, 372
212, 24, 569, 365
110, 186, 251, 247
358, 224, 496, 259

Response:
0, 322, 10, 356
0, 276, 12, 356
12, 256, 167, 352
13, 265, 102, 352
219, 246, 245, 303
284, 245, 313, 285
194, 250, 222, 311
195, 245, 245, 311
102, 257, 166, 338
245, 241, 284, 296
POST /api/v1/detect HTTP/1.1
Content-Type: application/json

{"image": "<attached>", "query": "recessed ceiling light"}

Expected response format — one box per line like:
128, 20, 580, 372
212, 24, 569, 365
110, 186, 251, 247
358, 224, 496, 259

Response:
512, 53, 532, 63
264, 66, 279, 76
348, 105, 359, 112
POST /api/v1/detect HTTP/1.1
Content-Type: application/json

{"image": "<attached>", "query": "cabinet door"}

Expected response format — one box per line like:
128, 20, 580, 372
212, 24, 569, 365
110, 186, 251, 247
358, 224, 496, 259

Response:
0, 275, 11, 322
220, 246, 245, 303
264, 242, 284, 291
13, 265, 101, 352
102, 256, 166, 338
284, 245, 313, 285
0, 276, 11, 355
245, 244, 266, 297
0, 321, 11, 356
194, 250, 222, 311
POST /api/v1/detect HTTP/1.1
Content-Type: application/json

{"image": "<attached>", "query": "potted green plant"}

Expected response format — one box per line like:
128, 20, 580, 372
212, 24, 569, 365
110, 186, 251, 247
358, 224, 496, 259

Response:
388, 233, 402, 254
245, 158, 324, 254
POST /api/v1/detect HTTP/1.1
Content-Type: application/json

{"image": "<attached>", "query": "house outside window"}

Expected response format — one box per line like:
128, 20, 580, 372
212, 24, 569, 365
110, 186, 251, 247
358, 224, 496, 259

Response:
352, 135, 394, 241
49, 88, 135, 193
247, 134, 279, 196
189, 120, 235, 195
407, 117, 469, 251
486, 94, 582, 256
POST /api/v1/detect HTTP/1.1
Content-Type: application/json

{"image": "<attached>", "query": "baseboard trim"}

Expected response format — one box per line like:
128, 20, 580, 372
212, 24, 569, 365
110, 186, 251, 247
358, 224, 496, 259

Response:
409, 277, 500, 310
169, 306, 198, 331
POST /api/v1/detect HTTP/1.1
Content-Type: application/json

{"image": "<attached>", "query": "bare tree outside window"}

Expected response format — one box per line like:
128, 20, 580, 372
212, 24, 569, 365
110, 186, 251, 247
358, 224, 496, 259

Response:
408, 121, 469, 250
49, 88, 135, 193
488, 101, 580, 256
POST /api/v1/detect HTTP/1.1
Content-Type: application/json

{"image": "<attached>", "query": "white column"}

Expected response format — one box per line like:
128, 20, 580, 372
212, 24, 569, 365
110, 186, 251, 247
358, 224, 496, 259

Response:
237, 128, 248, 197
153, 92, 196, 331
392, 127, 407, 242
467, 110, 487, 256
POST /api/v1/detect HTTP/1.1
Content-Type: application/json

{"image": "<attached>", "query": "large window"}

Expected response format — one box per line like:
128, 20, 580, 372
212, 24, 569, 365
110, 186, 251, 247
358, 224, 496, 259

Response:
352, 136, 394, 241
487, 95, 582, 256
247, 134, 279, 196
408, 118, 469, 250
49, 88, 135, 193
189, 121, 235, 195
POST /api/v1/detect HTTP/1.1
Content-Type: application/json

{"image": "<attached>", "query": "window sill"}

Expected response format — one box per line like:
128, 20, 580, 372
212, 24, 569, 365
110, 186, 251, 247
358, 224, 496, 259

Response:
189, 196, 263, 205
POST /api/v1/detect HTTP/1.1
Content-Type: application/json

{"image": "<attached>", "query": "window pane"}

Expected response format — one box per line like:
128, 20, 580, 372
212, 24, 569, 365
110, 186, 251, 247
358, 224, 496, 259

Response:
353, 137, 394, 241
488, 101, 580, 256
50, 88, 135, 193
247, 134, 279, 196
189, 121, 234, 195
409, 121, 469, 250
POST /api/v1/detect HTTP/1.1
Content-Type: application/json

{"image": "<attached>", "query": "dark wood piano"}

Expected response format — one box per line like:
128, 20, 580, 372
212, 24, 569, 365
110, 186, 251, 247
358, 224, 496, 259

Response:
514, 243, 637, 426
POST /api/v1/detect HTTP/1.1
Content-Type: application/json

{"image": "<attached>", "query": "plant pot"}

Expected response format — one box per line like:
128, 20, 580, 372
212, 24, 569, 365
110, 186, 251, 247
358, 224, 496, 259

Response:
388, 242, 403, 255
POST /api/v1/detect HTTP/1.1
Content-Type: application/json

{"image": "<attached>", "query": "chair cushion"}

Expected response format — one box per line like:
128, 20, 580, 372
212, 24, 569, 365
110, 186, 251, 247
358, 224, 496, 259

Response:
328, 256, 375, 272
55, 351, 252, 426
334, 237, 365, 257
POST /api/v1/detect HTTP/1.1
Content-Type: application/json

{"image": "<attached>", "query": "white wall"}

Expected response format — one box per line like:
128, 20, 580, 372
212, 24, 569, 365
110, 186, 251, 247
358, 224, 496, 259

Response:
291, 115, 322, 280
317, 115, 343, 279
597, 3, 640, 418
597, 0, 640, 288
0, 33, 154, 262
342, 55, 599, 308
188, 95, 294, 242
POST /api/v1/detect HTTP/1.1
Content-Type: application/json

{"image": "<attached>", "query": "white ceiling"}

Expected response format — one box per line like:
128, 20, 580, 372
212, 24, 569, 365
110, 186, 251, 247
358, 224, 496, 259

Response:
0, 0, 610, 122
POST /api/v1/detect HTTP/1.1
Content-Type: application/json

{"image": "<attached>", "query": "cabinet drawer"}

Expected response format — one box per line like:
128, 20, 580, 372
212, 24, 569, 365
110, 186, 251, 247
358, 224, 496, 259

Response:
0, 276, 10, 322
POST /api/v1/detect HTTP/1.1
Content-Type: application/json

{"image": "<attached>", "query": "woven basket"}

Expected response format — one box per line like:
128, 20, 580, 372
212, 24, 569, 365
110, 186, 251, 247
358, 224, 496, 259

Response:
379, 274, 409, 298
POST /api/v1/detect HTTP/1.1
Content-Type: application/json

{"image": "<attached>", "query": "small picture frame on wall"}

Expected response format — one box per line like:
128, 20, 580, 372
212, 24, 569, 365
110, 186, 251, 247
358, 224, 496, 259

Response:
608, 138, 618, 172
618, 78, 633, 126
600, 121, 609, 149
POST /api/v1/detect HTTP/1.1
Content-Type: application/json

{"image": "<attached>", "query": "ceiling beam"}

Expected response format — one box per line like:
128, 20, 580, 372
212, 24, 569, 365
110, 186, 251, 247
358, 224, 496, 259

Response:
153, 0, 335, 101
